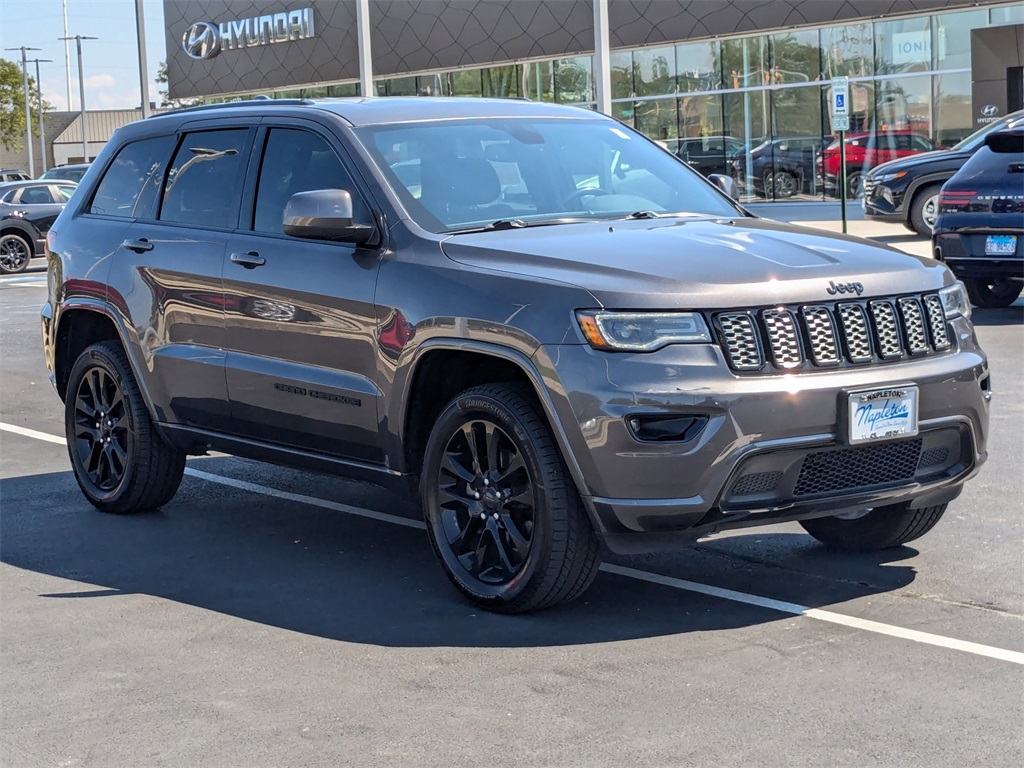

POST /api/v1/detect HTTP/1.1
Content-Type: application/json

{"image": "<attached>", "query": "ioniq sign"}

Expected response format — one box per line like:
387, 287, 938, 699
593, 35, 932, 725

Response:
182, 7, 316, 60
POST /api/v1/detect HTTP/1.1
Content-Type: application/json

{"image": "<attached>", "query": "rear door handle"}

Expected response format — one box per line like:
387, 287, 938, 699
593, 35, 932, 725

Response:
120, 237, 154, 253
230, 251, 266, 269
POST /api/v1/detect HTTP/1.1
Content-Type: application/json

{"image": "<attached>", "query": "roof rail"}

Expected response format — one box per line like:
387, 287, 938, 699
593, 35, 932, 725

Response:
153, 98, 315, 117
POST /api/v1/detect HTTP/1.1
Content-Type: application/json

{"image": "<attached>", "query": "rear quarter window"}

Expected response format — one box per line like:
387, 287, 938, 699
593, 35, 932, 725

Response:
88, 136, 175, 218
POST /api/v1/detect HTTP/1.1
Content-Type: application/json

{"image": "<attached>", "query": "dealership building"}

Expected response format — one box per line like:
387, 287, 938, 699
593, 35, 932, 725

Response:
164, 0, 1024, 202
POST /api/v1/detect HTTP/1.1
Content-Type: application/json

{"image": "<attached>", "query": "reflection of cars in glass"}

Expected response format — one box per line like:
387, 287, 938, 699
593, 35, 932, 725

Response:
45, 98, 989, 614
864, 110, 1024, 236
0, 180, 77, 273
932, 117, 1024, 308
817, 131, 939, 198
732, 136, 833, 198
39, 163, 92, 184
667, 136, 747, 177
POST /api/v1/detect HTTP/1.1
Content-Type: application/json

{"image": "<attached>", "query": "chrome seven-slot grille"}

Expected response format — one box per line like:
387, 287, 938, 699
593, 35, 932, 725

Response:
714, 292, 950, 373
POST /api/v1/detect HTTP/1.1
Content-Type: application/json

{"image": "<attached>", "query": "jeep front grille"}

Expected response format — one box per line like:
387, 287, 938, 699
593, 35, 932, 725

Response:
713, 292, 951, 373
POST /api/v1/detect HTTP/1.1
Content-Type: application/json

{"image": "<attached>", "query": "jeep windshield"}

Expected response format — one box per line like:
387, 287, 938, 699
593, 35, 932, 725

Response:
354, 117, 743, 233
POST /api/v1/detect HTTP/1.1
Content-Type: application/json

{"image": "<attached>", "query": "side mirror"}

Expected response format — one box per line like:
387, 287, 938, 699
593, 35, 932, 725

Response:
708, 173, 736, 199
282, 189, 377, 244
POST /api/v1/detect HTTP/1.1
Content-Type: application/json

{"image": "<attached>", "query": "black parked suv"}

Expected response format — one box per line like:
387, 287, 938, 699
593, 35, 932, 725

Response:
732, 136, 832, 199
933, 117, 1024, 308
0, 180, 77, 273
864, 110, 1024, 236
43, 98, 990, 612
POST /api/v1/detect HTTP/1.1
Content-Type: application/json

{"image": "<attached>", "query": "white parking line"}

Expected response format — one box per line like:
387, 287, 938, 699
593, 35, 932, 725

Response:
3, 420, 1023, 666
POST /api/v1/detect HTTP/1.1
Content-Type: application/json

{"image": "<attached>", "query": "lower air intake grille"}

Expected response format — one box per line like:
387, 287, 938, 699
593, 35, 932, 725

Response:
731, 471, 784, 496
793, 439, 923, 497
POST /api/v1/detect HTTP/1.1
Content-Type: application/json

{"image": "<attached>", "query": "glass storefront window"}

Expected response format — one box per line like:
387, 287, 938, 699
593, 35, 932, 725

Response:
384, 76, 417, 96
934, 72, 973, 147
876, 15, 931, 75
634, 98, 678, 141
522, 61, 553, 102
874, 75, 932, 137
722, 35, 770, 88
935, 10, 988, 70
554, 56, 593, 103
611, 51, 633, 99
481, 65, 521, 98
821, 23, 873, 79
991, 4, 1024, 25
676, 40, 721, 93
771, 83, 825, 137
327, 83, 360, 97
450, 69, 483, 97
634, 45, 676, 96
678, 93, 723, 138
771, 29, 821, 84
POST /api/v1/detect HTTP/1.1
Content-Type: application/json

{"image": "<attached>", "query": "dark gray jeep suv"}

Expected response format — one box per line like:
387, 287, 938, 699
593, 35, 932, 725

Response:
43, 98, 990, 612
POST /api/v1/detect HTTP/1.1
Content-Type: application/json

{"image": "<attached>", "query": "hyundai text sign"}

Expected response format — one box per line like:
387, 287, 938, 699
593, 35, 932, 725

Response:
182, 7, 316, 60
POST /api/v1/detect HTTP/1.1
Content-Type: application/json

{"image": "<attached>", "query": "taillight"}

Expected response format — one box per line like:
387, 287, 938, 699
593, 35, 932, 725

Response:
45, 229, 56, 256
939, 190, 975, 209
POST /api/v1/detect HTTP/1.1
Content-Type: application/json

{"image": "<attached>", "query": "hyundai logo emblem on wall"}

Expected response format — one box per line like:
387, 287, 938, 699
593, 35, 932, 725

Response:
182, 8, 315, 61
981, 104, 999, 118
183, 21, 220, 60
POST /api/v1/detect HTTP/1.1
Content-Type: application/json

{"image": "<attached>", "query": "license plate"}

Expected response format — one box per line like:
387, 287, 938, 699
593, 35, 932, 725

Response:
848, 386, 918, 444
985, 235, 1017, 255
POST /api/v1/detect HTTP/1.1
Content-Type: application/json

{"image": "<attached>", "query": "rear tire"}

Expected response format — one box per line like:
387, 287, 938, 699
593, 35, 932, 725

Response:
908, 184, 941, 236
0, 233, 31, 274
65, 340, 186, 514
421, 383, 601, 613
963, 278, 1022, 308
800, 502, 947, 551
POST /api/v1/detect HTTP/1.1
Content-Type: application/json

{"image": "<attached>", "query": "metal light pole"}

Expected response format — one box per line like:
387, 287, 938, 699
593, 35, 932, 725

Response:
63, 0, 72, 109
135, 0, 151, 117
30, 59, 53, 173
59, 35, 98, 163
4, 46, 40, 176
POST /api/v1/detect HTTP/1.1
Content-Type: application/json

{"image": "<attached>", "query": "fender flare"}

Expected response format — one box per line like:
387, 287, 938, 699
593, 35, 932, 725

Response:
0, 219, 40, 255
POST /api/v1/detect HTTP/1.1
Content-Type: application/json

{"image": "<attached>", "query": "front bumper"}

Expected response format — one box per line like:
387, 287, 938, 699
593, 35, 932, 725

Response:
535, 320, 989, 553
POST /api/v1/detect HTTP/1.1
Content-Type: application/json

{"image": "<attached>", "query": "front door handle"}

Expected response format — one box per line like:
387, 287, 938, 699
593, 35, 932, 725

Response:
230, 251, 266, 269
120, 237, 154, 253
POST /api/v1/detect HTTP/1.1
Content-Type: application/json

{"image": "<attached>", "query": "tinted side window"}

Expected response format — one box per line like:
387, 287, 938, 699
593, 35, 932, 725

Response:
253, 128, 367, 234
161, 129, 249, 228
89, 136, 175, 218
56, 186, 76, 202
20, 187, 55, 204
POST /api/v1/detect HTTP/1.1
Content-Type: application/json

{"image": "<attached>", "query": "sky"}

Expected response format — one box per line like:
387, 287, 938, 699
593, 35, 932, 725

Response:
1, 0, 167, 112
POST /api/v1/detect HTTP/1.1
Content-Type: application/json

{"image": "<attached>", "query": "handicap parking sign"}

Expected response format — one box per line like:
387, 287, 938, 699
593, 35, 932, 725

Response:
835, 94, 845, 109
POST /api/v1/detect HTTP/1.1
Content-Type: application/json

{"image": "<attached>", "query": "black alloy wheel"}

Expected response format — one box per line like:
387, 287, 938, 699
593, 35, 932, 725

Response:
65, 341, 186, 513
422, 383, 601, 613
72, 363, 130, 492
436, 418, 535, 585
0, 233, 31, 274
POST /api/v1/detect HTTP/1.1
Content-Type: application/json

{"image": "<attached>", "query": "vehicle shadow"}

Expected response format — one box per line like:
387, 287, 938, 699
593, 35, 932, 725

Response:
0, 464, 919, 648
970, 305, 1024, 326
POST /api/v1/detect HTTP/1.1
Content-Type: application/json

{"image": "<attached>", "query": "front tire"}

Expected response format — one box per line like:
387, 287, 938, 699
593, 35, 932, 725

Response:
963, 278, 1022, 308
799, 502, 947, 551
908, 184, 941, 236
0, 233, 32, 274
65, 340, 186, 514
422, 383, 601, 613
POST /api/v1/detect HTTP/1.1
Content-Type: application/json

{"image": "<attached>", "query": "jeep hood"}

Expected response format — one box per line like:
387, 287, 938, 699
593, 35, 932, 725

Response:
440, 216, 951, 308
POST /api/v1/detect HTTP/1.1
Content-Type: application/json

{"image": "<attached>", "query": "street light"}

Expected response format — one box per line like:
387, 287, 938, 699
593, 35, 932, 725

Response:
58, 35, 98, 163
29, 59, 53, 173
4, 46, 41, 176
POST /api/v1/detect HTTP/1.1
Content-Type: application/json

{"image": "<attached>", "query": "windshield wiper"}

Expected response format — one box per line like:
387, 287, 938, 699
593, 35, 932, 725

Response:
626, 210, 663, 219
450, 217, 595, 234
485, 218, 529, 230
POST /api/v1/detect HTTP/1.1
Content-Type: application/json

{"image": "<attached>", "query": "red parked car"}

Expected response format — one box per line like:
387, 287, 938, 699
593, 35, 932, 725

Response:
817, 130, 939, 198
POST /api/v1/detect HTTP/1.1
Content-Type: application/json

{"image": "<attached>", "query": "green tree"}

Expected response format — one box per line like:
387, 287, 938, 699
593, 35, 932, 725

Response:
1, 57, 51, 151
155, 61, 203, 108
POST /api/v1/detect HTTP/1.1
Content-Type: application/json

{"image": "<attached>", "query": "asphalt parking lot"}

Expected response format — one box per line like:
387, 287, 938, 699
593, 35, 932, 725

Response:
2, 243, 1022, 766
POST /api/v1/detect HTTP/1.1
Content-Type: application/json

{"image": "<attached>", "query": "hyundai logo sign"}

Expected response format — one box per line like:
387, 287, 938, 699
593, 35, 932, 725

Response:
182, 8, 315, 61
182, 21, 220, 60
981, 104, 999, 118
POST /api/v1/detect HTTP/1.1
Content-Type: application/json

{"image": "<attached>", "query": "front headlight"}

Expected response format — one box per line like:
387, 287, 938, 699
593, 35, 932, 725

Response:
576, 311, 711, 352
939, 282, 972, 321
874, 171, 907, 184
